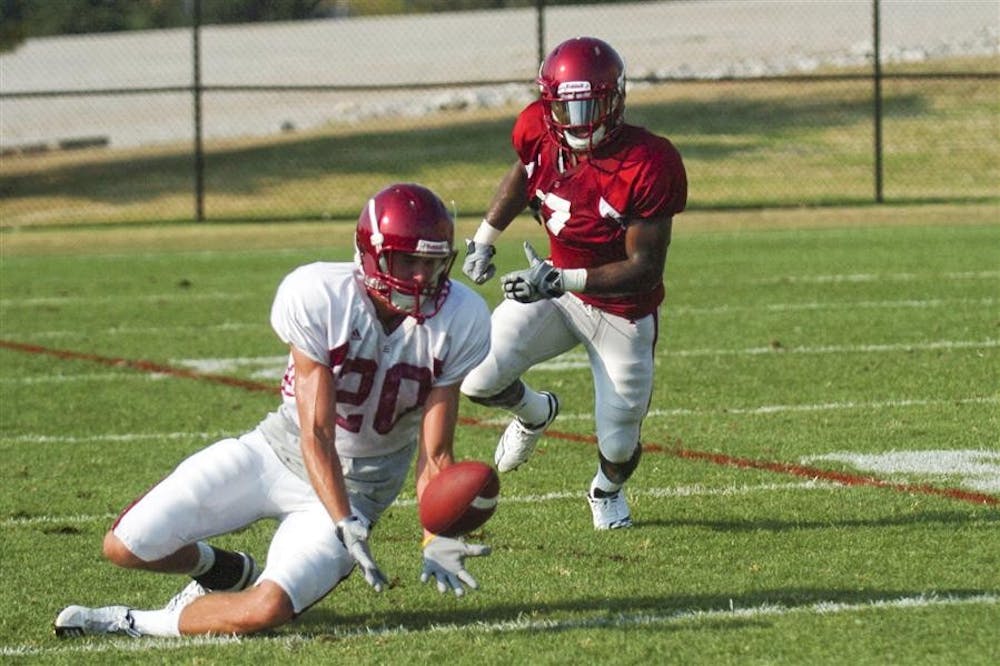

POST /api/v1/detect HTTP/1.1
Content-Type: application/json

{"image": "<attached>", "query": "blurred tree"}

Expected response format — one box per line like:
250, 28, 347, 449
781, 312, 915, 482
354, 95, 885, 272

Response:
205, 0, 325, 24
1, 0, 26, 52
0, 0, 638, 43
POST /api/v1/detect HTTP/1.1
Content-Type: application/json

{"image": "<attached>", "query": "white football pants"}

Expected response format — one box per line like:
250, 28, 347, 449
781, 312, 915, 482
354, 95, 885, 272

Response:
112, 429, 413, 613
461, 293, 657, 463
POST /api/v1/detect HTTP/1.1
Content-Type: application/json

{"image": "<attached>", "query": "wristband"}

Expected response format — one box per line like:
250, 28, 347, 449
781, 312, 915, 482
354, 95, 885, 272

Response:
473, 220, 502, 245
560, 268, 587, 292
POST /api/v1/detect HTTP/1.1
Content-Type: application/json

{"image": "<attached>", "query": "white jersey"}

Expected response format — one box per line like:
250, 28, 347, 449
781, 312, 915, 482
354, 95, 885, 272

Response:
263, 262, 490, 474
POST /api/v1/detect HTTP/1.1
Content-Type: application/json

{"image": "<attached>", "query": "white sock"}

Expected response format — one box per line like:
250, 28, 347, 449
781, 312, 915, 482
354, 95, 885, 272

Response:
188, 541, 215, 577
513, 388, 551, 429
590, 467, 622, 496
129, 608, 182, 637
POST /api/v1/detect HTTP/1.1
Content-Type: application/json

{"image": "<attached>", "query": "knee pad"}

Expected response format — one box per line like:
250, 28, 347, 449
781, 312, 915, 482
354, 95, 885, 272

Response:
595, 400, 643, 462
599, 444, 642, 485
463, 379, 525, 409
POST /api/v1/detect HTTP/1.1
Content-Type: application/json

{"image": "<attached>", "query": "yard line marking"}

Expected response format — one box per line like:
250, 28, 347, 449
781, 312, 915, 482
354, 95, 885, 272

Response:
0, 372, 167, 385
3, 269, 996, 309
2, 593, 995, 657
740, 270, 1000, 285
27, 322, 261, 340
1, 482, 833, 529
5, 338, 995, 387
3, 431, 225, 445
661, 443, 999, 507
0, 292, 249, 307
501, 396, 996, 421
3, 339, 996, 507
803, 450, 1000, 494
668, 339, 999, 358
670, 296, 996, 315
9, 296, 993, 340
512, 339, 999, 370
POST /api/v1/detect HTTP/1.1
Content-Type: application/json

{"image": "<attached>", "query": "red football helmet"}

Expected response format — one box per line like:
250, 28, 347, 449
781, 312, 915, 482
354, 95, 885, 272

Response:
355, 183, 457, 322
537, 37, 626, 153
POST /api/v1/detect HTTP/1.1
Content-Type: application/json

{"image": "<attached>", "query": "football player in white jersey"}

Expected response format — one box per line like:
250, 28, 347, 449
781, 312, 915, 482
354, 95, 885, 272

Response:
54, 184, 493, 639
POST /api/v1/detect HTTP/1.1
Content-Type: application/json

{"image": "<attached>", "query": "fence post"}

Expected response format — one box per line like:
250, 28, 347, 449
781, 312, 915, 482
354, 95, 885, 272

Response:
872, 0, 884, 203
192, 0, 205, 221
536, 0, 545, 67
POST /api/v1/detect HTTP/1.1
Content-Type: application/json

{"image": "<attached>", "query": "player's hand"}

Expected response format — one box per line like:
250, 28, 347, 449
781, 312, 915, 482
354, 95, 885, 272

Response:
500, 242, 565, 303
336, 515, 387, 592
420, 535, 492, 597
462, 239, 497, 284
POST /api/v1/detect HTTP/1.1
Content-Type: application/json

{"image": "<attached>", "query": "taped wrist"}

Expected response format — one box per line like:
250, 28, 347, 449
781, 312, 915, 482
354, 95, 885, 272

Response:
559, 268, 587, 293
473, 219, 502, 245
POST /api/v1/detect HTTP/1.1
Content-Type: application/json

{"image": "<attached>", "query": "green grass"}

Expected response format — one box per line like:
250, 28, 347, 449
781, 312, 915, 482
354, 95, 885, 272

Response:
2, 57, 998, 227
1, 208, 997, 664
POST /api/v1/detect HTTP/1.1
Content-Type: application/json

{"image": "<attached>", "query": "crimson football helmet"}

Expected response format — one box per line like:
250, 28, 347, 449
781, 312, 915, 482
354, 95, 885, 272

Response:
537, 36, 626, 153
355, 183, 457, 322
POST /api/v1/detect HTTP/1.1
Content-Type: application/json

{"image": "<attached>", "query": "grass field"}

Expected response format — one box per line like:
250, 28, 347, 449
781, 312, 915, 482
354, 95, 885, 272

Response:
1, 205, 997, 664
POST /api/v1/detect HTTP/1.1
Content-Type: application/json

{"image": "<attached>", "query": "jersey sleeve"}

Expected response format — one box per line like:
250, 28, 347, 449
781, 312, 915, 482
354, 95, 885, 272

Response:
269, 264, 331, 365
629, 135, 688, 219
511, 100, 547, 167
434, 286, 492, 387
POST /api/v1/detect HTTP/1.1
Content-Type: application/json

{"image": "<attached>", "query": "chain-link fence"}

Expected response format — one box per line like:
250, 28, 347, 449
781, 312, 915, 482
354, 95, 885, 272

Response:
1, 0, 997, 227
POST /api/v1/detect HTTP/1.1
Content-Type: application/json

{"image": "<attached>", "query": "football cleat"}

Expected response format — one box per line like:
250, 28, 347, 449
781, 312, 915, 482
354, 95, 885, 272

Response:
54, 605, 139, 638
494, 391, 559, 472
588, 490, 633, 530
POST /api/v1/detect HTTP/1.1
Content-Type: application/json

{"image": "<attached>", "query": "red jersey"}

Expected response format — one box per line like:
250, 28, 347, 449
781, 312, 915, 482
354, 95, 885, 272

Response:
512, 99, 687, 320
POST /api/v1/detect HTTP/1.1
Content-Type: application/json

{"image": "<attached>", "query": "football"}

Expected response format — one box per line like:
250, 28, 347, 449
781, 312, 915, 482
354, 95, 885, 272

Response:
419, 460, 500, 537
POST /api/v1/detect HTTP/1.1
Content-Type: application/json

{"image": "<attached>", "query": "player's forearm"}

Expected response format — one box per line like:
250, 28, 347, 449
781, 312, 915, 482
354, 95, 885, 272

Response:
579, 255, 665, 295
301, 431, 353, 522
483, 161, 529, 230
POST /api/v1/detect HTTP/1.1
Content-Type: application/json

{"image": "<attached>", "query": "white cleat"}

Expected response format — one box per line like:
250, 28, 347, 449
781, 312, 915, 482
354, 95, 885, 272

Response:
54, 605, 139, 638
588, 490, 633, 530
494, 392, 559, 472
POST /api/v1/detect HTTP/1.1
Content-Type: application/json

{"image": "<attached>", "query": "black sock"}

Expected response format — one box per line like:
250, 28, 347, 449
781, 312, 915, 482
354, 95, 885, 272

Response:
193, 547, 248, 591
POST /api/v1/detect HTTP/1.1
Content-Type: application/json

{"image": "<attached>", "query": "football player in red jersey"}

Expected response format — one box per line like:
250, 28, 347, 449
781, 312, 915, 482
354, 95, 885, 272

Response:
55, 185, 493, 639
461, 37, 688, 530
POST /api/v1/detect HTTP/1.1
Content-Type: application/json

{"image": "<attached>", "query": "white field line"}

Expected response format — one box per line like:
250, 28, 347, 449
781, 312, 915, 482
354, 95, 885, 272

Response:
4, 295, 994, 340
3, 431, 227, 445
670, 296, 996, 316
669, 339, 1000, 358
1, 337, 992, 384
2, 592, 996, 658
540, 339, 999, 369
737, 270, 1000, 286
2, 269, 997, 309
477, 396, 997, 425
26, 322, 262, 340
0, 292, 248, 307
6, 394, 995, 444
0, 481, 833, 529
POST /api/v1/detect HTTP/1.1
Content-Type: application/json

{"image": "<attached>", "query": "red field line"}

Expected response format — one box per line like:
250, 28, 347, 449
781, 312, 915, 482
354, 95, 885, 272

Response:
4, 338, 997, 507
0, 339, 276, 394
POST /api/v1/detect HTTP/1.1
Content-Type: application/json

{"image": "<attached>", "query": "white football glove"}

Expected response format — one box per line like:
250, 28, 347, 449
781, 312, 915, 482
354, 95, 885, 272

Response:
462, 239, 497, 284
420, 535, 492, 597
336, 515, 387, 593
500, 242, 565, 303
